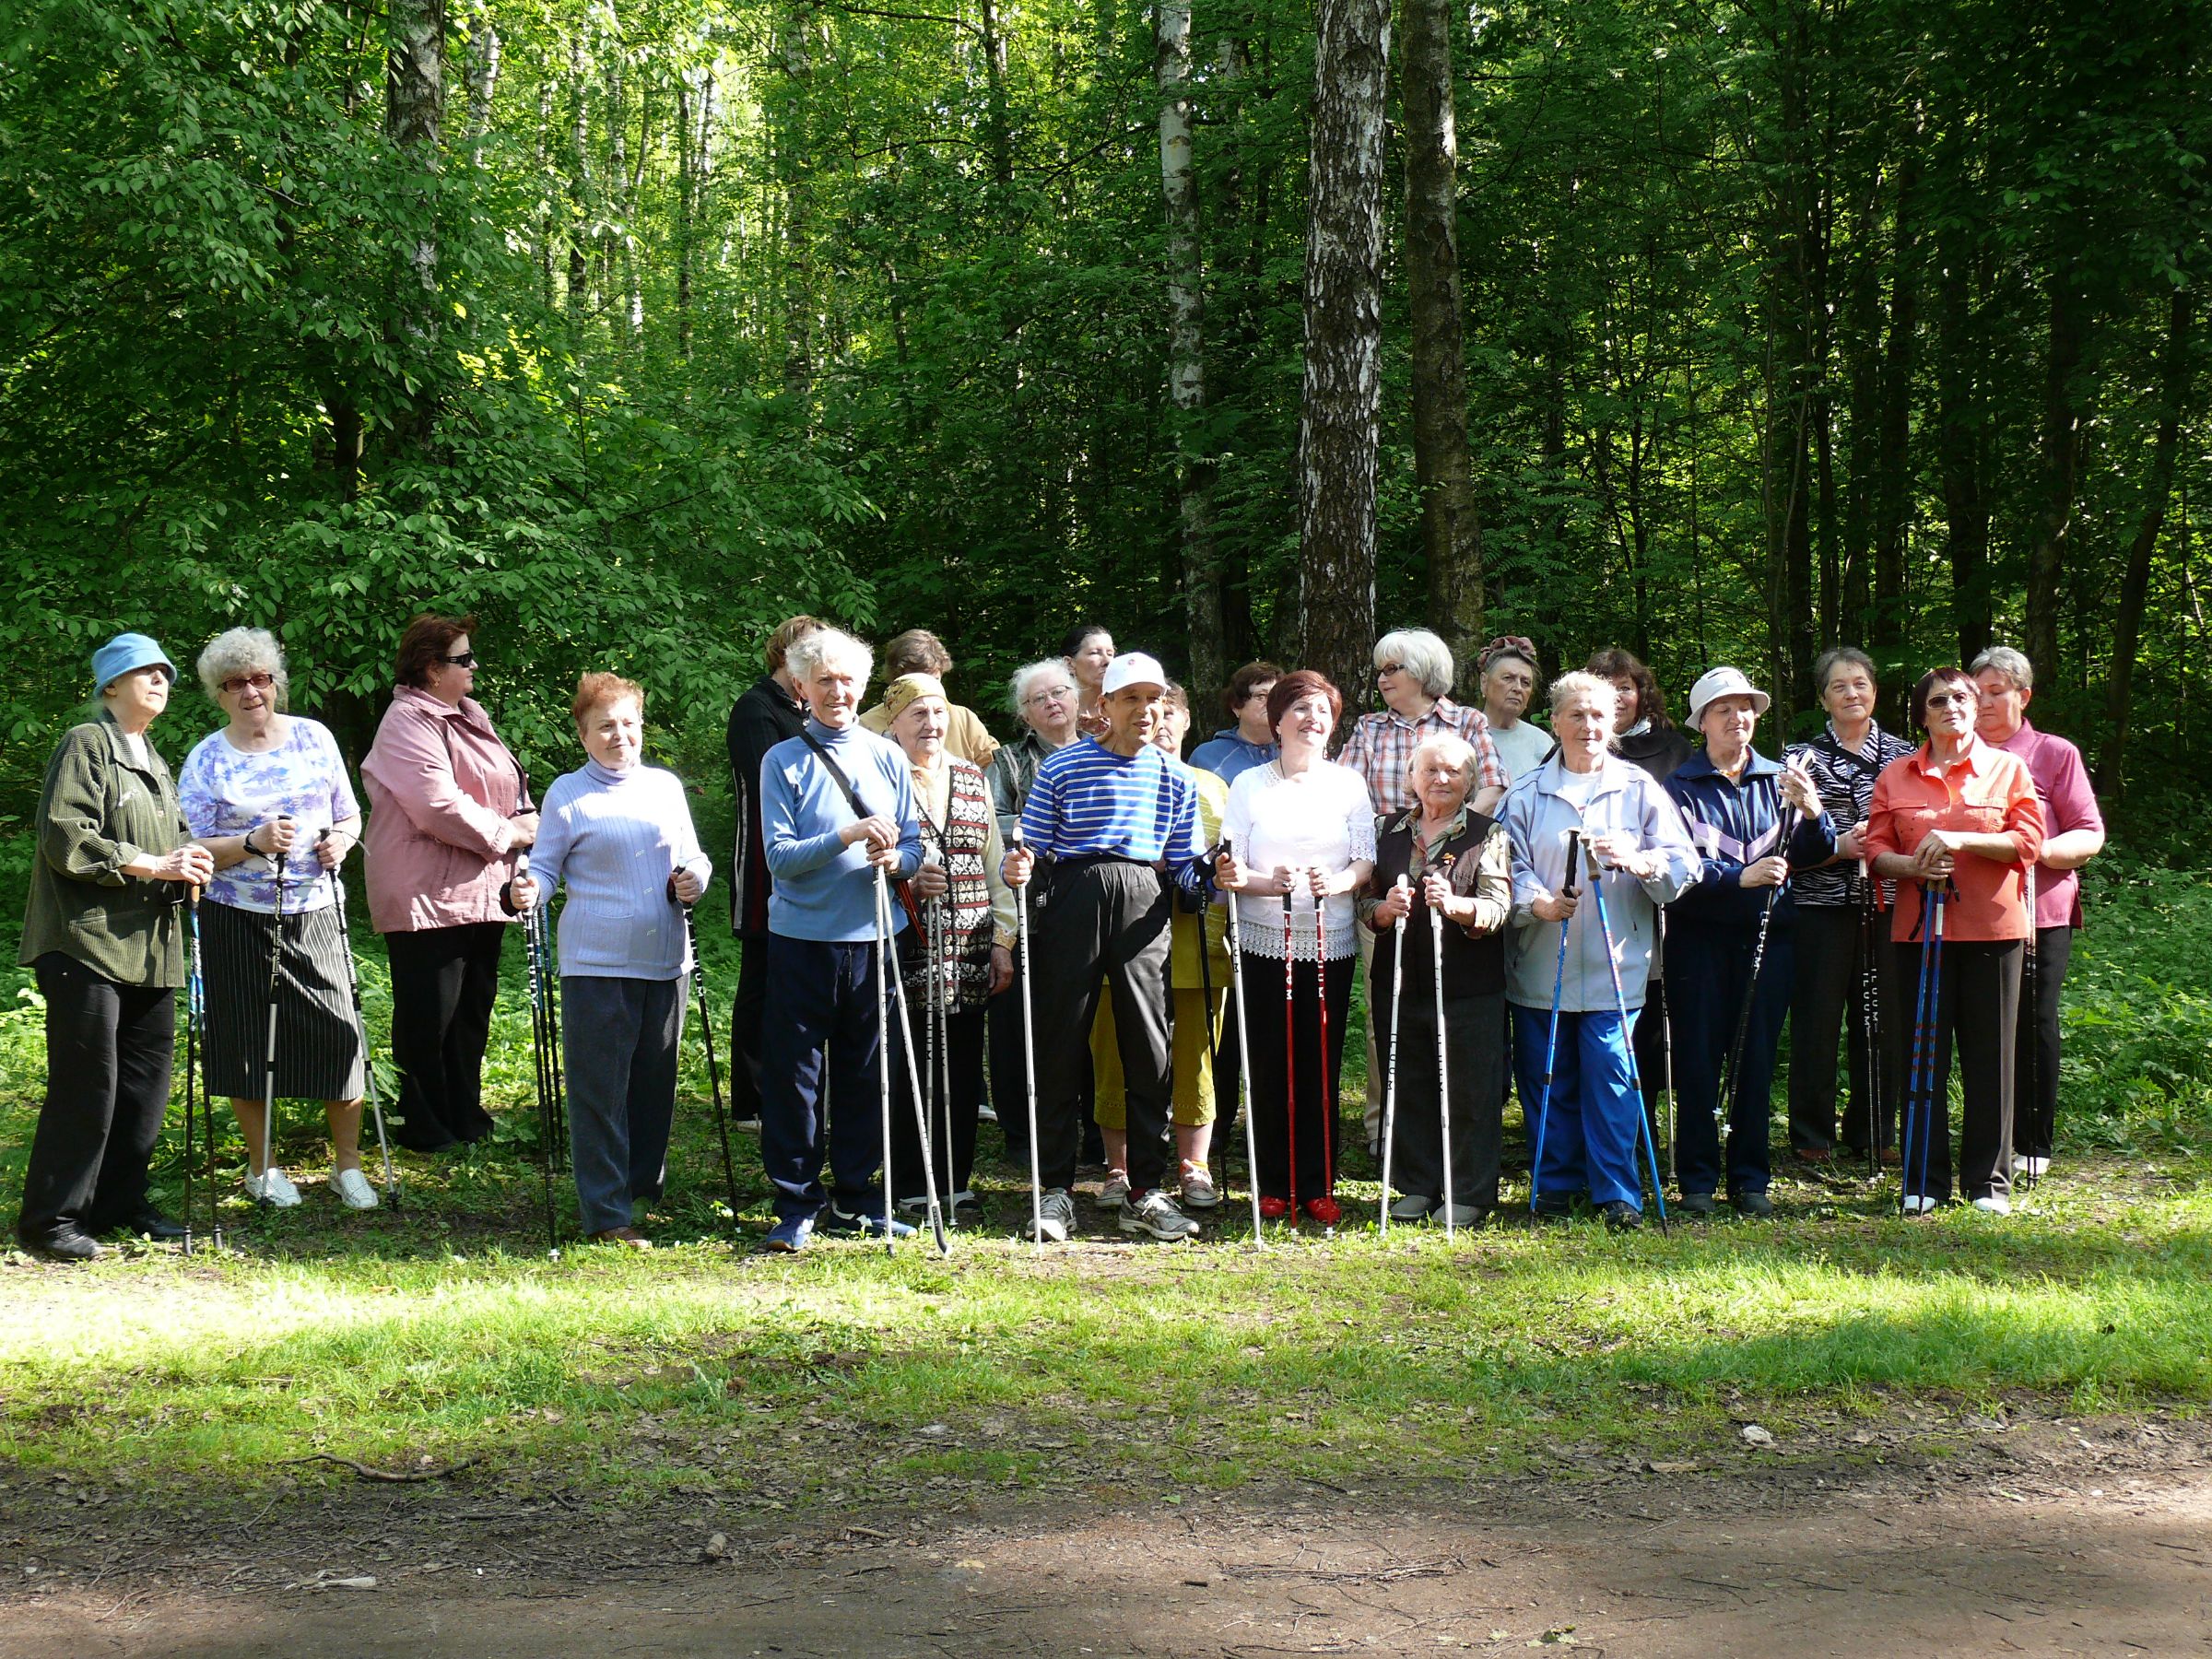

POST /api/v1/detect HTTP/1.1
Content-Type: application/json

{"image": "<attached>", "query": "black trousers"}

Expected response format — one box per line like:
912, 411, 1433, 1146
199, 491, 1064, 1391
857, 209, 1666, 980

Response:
1892, 936, 2020, 1204
890, 1000, 986, 1201
2014, 924, 2072, 1160
1787, 903, 1904, 1155
758, 935, 888, 1222
729, 930, 771, 1124
1380, 989, 1505, 1208
1028, 860, 1173, 1194
384, 922, 508, 1149
1238, 951, 1352, 1204
18, 952, 174, 1241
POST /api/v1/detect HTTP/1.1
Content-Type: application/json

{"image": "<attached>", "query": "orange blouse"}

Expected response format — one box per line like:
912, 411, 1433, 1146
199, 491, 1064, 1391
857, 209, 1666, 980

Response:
1862, 739, 2046, 943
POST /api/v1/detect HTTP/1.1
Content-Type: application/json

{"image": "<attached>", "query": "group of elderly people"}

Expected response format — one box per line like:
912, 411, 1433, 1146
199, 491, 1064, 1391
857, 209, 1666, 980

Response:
15, 608, 2101, 1260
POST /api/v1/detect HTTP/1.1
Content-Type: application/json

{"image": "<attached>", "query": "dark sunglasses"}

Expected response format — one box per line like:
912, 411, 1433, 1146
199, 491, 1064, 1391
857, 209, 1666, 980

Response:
442, 652, 478, 667
220, 672, 276, 695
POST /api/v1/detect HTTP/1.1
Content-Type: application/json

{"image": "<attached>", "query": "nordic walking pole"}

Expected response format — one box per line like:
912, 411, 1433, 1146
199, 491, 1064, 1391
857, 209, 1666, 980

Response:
323, 830, 398, 1210
517, 854, 560, 1253
1857, 857, 1884, 1184
183, 885, 222, 1253
673, 879, 739, 1227
1899, 881, 1939, 1217
1913, 883, 1949, 1211
873, 866, 899, 1256
1715, 807, 1799, 1143
880, 865, 948, 1255
1432, 853, 1458, 1241
1009, 826, 1046, 1249
931, 894, 954, 1223
1583, 838, 1669, 1232
1219, 837, 1265, 1250
2020, 862, 2039, 1195
1282, 885, 1299, 1226
256, 815, 294, 1213
1527, 830, 1582, 1216
1658, 910, 1678, 1189
1312, 874, 1336, 1227
1377, 873, 1411, 1236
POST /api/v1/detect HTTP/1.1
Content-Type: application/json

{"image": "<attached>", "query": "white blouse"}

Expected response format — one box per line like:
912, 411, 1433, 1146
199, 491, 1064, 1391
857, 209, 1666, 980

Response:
1220, 759, 1377, 961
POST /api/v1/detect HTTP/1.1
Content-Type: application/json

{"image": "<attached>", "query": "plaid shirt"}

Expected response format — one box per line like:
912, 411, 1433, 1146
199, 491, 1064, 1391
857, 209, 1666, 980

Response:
1334, 696, 1504, 816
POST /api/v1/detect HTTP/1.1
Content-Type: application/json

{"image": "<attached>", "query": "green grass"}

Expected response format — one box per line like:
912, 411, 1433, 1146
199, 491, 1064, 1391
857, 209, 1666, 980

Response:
3, 858, 2211, 1512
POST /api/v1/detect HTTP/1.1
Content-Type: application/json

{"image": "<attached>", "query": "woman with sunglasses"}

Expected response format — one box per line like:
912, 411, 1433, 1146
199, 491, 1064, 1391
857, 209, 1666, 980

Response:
1861, 667, 2045, 1215
359, 614, 537, 1152
178, 628, 375, 1207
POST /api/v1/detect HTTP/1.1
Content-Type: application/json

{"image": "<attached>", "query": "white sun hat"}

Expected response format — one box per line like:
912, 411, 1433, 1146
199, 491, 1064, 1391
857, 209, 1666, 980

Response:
1100, 651, 1169, 697
1688, 665, 1771, 726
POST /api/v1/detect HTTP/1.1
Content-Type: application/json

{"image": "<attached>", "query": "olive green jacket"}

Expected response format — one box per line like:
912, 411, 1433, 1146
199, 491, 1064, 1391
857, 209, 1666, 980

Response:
18, 713, 191, 986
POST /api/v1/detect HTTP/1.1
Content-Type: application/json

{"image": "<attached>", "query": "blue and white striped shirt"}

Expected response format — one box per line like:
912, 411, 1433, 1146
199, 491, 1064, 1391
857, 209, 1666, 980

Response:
1020, 736, 1202, 874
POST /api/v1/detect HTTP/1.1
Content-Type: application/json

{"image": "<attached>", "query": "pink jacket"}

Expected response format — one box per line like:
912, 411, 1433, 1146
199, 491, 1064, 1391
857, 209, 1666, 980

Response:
360, 686, 535, 934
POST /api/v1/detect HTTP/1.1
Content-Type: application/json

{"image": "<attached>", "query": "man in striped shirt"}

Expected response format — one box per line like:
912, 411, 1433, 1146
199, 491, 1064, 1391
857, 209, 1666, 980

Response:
1005, 652, 1205, 1242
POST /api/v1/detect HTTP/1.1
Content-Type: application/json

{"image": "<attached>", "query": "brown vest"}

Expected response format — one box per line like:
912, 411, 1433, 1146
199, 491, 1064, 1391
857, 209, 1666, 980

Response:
906, 759, 996, 1010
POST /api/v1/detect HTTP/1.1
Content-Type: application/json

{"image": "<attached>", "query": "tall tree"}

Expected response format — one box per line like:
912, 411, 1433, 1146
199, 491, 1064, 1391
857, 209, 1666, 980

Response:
1296, 0, 1392, 698
1398, 0, 1482, 683
388, 0, 447, 454
1154, 0, 1224, 703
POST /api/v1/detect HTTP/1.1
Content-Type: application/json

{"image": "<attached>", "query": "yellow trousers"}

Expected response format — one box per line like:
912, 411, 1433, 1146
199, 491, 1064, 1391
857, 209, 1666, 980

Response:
1091, 987, 1219, 1128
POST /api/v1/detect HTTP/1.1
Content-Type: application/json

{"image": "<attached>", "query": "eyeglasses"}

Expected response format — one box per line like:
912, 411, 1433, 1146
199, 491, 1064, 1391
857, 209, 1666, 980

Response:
220, 672, 276, 695
1024, 686, 1076, 706
1924, 691, 1972, 710
1376, 662, 1405, 677
441, 652, 478, 667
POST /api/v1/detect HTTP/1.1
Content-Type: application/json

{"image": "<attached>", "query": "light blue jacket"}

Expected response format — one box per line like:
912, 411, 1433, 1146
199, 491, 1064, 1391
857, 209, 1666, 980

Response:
761, 720, 924, 943
1502, 752, 1699, 1012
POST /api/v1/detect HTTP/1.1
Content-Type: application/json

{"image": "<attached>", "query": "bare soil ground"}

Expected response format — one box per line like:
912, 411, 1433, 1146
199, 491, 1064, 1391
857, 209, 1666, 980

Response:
6, 1410, 2209, 1657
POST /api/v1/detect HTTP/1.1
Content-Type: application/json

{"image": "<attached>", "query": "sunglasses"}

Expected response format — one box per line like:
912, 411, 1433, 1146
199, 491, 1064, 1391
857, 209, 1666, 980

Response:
441, 652, 478, 667
1924, 691, 1972, 710
220, 672, 276, 695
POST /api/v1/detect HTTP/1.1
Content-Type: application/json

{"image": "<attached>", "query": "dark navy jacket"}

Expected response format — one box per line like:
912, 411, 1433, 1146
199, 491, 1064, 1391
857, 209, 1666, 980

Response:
1663, 747, 1835, 931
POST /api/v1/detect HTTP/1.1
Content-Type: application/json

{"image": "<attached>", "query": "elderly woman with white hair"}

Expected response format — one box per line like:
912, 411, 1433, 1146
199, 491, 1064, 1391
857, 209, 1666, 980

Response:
1502, 672, 1700, 1229
1335, 627, 1505, 1153
177, 627, 377, 1210
1360, 732, 1512, 1225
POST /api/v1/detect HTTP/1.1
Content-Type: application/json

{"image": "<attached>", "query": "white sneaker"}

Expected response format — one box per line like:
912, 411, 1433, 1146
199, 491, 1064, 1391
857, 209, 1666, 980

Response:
1972, 1194, 2012, 1216
1100, 1170, 1131, 1208
2011, 1155, 2051, 1179
1030, 1187, 1075, 1243
331, 1168, 380, 1210
244, 1167, 301, 1206
1179, 1164, 1220, 1209
1901, 1194, 1936, 1216
977, 1102, 998, 1124
1119, 1188, 1200, 1241
1388, 1193, 1436, 1221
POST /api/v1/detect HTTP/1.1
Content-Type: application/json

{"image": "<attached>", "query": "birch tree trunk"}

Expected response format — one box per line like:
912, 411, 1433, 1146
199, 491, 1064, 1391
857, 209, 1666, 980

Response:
778, 6, 817, 403
1296, 0, 1391, 700
387, 0, 445, 453
1156, 0, 1224, 703
2026, 251, 2092, 677
1398, 0, 1482, 688
463, 6, 500, 150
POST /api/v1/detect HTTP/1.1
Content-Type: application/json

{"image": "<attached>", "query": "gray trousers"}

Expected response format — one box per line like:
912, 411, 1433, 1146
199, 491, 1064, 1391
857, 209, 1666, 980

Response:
561, 973, 685, 1233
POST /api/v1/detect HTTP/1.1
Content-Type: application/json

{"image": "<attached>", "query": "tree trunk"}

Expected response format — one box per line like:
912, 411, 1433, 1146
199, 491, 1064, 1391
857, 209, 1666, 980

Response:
978, 0, 1015, 193
463, 6, 500, 149
567, 29, 592, 332
1935, 171, 1990, 666
607, 58, 642, 340
1155, 0, 1224, 705
1868, 119, 1920, 677
386, 0, 445, 454
2100, 287, 2194, 796
1296, 0, 1392, 699
2026, 251, 2092, 677
778, 6, 816, 403
1399, 0, 1483, 691
1759, 0, 1818, 722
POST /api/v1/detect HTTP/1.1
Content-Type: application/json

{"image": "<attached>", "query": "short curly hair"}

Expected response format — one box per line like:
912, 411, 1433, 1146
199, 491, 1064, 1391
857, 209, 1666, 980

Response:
572, 671, 645, 727
196, 627, 288, 710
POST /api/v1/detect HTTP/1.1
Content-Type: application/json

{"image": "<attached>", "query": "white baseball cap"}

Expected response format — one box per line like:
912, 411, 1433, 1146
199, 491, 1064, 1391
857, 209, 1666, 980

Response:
1100, 651, 1169, 697
1688, 665, 1771, 726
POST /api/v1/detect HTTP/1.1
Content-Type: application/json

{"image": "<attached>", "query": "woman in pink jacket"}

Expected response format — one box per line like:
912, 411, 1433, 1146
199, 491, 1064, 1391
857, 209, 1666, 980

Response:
360, 615, 537, 1150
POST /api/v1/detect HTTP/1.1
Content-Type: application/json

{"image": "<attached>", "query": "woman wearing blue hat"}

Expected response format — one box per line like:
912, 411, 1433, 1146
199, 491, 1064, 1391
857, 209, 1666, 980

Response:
15, 633, 215, 1261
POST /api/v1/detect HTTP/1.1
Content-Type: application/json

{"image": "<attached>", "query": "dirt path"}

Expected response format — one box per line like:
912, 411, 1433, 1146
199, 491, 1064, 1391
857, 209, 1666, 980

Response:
7, 1416, 2210, 1657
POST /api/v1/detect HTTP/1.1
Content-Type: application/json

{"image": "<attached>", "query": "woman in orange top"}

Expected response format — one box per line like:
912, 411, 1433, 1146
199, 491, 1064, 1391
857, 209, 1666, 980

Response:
1862, 666, 2045, 1214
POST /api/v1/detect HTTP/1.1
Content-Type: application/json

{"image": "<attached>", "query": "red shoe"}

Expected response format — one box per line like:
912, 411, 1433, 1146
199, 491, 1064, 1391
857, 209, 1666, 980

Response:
1303, 1196, 1342, 1227
1257, 1196, 1290, 1221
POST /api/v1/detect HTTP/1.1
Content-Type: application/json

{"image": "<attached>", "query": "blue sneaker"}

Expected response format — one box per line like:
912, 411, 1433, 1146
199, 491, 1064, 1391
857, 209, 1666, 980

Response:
764, 1213, 816, 1253
818, 1204, 916, 1240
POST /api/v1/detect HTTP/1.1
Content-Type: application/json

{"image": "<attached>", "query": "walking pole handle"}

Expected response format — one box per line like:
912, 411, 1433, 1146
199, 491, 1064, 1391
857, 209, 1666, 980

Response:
1561, 830, 1582, 900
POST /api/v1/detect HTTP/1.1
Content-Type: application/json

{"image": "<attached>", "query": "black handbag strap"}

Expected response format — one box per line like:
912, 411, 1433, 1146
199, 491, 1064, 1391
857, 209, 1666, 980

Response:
796, 725, 919, 928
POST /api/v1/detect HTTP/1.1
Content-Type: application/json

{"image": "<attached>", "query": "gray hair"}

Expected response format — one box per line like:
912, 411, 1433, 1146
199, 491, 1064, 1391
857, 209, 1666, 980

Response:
196, 627, 288, 710
1373, 628, 1455, 699
1548, 670, 1617, 735
1813, 645, 1878, 694
1408, 732, 1478, 782
1969, 645, 2034, 692
788, 626, 874, 688
1007, 656, 1077, 716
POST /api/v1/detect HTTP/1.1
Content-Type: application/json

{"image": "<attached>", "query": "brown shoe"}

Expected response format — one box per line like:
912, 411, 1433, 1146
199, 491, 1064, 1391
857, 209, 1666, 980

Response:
589, 1226, 653, 1250
1792, 1147, 1831, 1165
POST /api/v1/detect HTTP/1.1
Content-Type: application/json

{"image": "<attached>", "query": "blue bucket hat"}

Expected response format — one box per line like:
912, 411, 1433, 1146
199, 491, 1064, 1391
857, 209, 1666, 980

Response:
91, 632, 177, 694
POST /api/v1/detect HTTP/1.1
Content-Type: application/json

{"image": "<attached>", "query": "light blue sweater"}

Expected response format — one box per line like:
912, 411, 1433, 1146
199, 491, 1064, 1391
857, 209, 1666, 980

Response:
532, 759, 712, 980
761, 719, 924, 943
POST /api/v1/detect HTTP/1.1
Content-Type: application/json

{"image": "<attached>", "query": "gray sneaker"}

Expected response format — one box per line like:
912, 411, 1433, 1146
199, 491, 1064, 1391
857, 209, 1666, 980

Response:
1119, 1188, 1200, 1241
1100, 1170, 1132, 1208
1388, 1193, 1436, 1221
1030, 1187, 1076, 1244
1179, 1163, 1220, 1209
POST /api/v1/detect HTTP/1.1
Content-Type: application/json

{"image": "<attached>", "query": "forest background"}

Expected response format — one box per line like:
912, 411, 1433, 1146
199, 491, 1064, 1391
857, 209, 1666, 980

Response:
0, 0, 2205, 863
